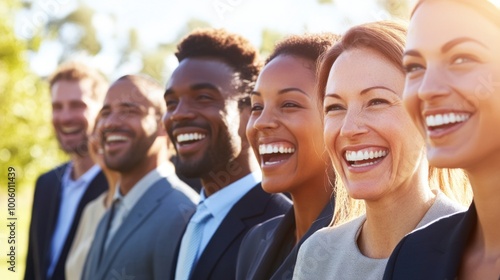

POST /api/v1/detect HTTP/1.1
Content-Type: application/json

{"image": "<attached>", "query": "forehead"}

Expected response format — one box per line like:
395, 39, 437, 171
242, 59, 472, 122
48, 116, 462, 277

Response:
166, 58, 235, 93
407, 0, 500, 51
326, 48, 404, 94
255, 55, 315, 94
105, 79, 154, 107
51, 79, 92, 102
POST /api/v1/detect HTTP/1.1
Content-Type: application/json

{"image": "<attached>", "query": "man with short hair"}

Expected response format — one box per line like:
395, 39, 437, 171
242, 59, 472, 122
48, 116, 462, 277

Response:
25, 61, 109, 280
82, 75, 198, 280
164, 29, 291, 280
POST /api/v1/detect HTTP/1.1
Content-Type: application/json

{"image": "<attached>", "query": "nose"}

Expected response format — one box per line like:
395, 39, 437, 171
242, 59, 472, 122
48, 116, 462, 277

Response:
168, 99, 196, 122
339, 108, 369, 139
417, 65, 450, 101
252, 106, 279, 131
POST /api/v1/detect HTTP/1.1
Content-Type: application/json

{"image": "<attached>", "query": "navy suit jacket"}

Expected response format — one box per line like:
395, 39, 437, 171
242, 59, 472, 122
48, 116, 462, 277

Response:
383, 203, 474, 280
178, 184, 292, 280
25, 163, 108, 280
236, 201, 334, 280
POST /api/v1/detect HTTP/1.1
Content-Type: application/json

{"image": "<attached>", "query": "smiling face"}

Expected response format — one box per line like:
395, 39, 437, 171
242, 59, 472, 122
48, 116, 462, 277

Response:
51, 79, 101, 155
403, 0, 500, 171
163, 58, 245, 178
98, 79, 162, 173
246, 55, 327, 194
323, 47, 426, 201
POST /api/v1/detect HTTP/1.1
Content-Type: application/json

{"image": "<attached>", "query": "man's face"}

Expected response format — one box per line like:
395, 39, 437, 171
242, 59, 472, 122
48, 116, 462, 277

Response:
51, 79, 100, 155
98, 79, 161, 173
163, 58, 244, 178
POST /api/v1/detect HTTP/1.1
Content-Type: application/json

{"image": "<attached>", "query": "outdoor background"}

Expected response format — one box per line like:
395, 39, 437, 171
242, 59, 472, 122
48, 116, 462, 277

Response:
0, 0, 410, 278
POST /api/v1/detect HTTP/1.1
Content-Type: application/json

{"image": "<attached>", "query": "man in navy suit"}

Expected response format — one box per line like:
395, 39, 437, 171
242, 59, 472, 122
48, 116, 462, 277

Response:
164, 28, 292, 280
25, 61, 109, 280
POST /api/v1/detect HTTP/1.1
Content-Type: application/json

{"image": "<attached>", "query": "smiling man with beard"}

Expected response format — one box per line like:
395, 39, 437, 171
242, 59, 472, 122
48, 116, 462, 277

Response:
25, 61, 109, 280
164, 29, 291, 280
81, 75, 199, 280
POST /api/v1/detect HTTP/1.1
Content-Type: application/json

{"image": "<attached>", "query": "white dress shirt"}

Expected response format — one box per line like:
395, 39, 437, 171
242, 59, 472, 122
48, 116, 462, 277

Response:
47, 163, 101, 278
190, 172, 261, 261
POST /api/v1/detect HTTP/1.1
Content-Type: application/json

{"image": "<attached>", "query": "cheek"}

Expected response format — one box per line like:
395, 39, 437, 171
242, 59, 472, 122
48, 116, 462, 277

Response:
323, 118, 340, 158
245, 118, 258, 148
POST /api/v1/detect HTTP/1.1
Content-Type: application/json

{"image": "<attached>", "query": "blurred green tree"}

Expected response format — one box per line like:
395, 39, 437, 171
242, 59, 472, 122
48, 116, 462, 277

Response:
0, 0, 67, 191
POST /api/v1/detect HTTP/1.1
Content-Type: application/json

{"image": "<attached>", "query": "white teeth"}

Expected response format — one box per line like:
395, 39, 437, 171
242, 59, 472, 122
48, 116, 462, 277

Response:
61, 126, 80, 133
259, 144, 295, 155
426, 113, 470, 127
176, 133, 206, 143
345, 149, 387, 161
106, 135, 128, 142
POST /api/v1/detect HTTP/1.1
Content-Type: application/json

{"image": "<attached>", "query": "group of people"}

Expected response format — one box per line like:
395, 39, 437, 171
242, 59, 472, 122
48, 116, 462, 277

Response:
25, 0, 500, 279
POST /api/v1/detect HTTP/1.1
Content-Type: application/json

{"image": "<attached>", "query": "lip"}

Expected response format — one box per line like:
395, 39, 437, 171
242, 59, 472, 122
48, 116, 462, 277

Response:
255, 137, 296, 172
341, 145, 389, 174
102, 132, 132, 154
172, 127, 209, 155
421, 109, 473, 140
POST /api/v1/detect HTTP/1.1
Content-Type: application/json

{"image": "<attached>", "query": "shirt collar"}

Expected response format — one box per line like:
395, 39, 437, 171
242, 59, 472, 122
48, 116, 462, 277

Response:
113, 162, 174, 210
200, 172, 261, 218
62, 163, 101, 189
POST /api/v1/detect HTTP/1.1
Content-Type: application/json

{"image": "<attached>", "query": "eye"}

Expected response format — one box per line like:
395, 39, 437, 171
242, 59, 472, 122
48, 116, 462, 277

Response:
452, 55, 476, 65
404, 63, 424, 74
250, 103, 263, 112
368, 98, 389, 106
196, 93, 213, 101
100, 109, 110, 117
324, 103, 345, 113
165, 100, 178, 111
282, 102, 301, 109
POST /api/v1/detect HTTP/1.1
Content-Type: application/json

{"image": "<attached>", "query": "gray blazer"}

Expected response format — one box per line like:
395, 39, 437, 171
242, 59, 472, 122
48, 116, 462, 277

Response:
81, 175, 198, 280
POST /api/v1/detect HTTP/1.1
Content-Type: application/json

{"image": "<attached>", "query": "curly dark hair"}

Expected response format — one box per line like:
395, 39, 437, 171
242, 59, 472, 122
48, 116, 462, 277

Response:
175, 28, 262, 101
266, 33, 341, 66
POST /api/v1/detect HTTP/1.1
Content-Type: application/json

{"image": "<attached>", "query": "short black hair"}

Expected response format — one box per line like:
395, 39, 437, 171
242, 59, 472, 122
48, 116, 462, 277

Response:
175, 28, 262, 101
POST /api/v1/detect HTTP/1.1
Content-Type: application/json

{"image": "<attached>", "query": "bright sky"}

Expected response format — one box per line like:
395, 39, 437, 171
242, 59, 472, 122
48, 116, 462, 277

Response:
16, 0, 403, 81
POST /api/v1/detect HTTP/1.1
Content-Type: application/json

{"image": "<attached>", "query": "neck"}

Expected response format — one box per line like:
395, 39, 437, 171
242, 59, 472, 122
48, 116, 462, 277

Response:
201, 151, 259, 197
69, 154, 94, 180
119, 146, 171, 195
466, 154, 500, 253
290, 175, 333, 243
359, 184, 435, 258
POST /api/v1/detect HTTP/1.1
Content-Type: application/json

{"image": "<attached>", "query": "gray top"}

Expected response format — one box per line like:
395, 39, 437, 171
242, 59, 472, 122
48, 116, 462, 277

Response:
293, 192, 465, 280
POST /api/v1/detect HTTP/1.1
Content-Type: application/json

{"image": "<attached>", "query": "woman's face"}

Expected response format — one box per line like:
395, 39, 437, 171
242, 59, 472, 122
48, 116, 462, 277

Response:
403, 0, 500, 170
323, 47, 426, 201
246, 54, 328, 194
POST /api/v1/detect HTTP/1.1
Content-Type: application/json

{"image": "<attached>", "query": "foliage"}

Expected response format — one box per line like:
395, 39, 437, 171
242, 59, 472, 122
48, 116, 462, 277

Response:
0, 0, 67, 191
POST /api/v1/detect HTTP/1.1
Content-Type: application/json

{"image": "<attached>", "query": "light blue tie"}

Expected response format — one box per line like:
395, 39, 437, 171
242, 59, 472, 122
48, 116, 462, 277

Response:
175, 202, 212, 280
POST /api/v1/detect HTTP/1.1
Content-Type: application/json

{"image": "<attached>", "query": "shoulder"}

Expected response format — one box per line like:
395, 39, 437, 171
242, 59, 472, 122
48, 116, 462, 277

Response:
243, 215, 284, 244
160, 174, 200, 204
243, 184, 292, 210
36, 162, 68, 185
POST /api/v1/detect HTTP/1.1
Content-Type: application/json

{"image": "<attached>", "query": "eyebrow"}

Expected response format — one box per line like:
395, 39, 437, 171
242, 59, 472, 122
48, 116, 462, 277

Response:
441, 37, 488, 53
164, 82, 221, 98
251, 87, 308, 97
325, 86, 397, 99
404, 37, 488, 58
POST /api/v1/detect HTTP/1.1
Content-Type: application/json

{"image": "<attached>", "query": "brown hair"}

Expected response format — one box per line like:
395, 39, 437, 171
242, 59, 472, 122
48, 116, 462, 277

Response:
48, 61, 108, 103
317, 21, 472, 226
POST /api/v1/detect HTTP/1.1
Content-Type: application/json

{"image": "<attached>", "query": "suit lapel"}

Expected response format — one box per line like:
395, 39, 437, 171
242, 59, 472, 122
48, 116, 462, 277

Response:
96, 181, 170, 277
271, 201, 334, 279
83, 209, 111, 279
252, 208, 295, 280
191, 185, 270, 279
440, 203, 477, 278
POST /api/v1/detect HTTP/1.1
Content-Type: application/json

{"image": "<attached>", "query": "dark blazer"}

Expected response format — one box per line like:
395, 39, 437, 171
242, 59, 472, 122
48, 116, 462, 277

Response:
25, 163, 108, 280
182, 184, 292, 280
82, 174, 198, 280
383, 203, 474, 280
236, 201, 334, 280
